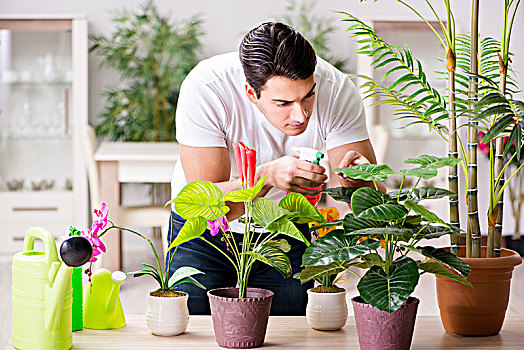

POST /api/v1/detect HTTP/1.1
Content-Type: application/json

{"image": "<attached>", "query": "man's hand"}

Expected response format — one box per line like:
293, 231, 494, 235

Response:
334, 150, 370, 183
257, 155, 328, 196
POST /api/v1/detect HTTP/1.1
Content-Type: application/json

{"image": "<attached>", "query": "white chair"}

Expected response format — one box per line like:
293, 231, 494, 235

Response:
82, 125, 171, 263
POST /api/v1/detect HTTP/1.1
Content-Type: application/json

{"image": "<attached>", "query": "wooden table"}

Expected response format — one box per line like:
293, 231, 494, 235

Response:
94, 142, 179, 271
7, 315, 524, 349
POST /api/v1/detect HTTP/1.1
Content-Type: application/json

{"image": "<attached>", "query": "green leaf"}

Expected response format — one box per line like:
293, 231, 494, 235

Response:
503, 122, 522, 159
353, 253, 385, 269
323, 186, 359, 203
413, 246, 470, 277
357, 256, 419, 313
168, 266, 205, 289
224, 176, 266, 202
298, 261, 353, 284
481, 114, 516, 143
352, 187, 408, 221
302, 230, 379, 266
409, 187, 455, 200
333, 163, 395, 182
398, 167, 438, 180
265, 238, 291, 253
171, 276, 206, 290
268, 217, 310, 246
279, 192, 323, 223
168, 216, 207, 249
343, 212, 384, 233
350, 227, 413, 237
252, 197, 291, 227
404, 200, 445, 224
416, 224, 462, 240
172, 181, 229, 220
474, 105, 514, 122
404, 154, 462, 168
417, 262, 472, 287
246, 244, 292, 278
129, 269, 162, 286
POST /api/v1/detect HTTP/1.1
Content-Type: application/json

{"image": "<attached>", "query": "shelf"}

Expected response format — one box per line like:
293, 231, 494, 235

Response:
1, 81, 72, 88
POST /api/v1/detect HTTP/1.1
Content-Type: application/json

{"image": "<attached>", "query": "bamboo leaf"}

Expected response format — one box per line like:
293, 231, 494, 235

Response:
481, 114, 515, 143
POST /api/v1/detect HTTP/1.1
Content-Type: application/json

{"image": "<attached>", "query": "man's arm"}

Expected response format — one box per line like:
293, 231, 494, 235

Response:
327, 139, 387, 192
180, 144, 328, 220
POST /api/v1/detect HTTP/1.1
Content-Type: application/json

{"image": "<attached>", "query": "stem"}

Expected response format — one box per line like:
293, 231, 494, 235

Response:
468, 0, 481, 259
200, 236, 240, 275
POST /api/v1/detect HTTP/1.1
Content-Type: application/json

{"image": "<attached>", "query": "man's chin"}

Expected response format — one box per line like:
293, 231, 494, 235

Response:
284, 124, 308, 136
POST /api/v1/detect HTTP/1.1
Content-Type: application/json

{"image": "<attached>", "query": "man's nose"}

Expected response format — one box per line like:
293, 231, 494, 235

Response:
290, 103, 308, 123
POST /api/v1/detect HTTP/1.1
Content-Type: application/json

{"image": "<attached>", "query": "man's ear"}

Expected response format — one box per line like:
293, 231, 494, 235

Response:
245, 82, 259, 104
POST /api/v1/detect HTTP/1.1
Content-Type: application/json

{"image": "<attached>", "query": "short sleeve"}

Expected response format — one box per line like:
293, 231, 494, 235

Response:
324, 76, 369, 150
175, 77, 229, 148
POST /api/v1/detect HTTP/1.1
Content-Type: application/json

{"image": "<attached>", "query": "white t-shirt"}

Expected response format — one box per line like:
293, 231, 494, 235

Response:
172, 52, 368, 225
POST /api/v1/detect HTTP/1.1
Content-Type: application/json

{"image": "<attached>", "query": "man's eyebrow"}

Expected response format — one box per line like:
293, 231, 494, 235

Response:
271, 83, 317, 103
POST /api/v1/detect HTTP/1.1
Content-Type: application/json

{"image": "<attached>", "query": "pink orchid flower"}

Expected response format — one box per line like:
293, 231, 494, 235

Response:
207, 216, 229, 236
82, 202, 109, 262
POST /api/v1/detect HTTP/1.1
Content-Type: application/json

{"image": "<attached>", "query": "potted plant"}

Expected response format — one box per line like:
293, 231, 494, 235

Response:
342, 0, 523, 335
89, 0, 203, 142
165, 142, 323, 348
299, 155, 471, 349
75, 203, 205, 336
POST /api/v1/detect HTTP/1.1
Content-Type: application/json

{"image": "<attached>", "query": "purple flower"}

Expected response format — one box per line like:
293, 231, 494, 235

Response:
207, 216, 229, 236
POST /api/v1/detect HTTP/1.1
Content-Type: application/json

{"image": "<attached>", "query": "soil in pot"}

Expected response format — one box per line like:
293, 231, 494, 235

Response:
436, 246, 522, 336
208, 287, 273, 349
146, 290, 189, 336
306, 287, 347, 331
352, 296, 419, 350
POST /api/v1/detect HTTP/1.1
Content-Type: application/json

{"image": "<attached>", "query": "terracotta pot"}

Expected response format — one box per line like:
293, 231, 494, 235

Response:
208, 287, 273, 349
145, 292, 189, 336
306, 289, 348, 330
352, 296, 419, 350
436, 246, 522, 336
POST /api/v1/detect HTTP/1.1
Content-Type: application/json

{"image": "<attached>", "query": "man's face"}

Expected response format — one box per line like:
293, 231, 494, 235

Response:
246, 75, 316, 136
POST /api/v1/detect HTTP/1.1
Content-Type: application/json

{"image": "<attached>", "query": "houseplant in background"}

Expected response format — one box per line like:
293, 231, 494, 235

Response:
166, 142, 323, 348
343, 0, 523, 335
72, 203, 205, 336
89, 0, 203, 142
299, 155, 471, 349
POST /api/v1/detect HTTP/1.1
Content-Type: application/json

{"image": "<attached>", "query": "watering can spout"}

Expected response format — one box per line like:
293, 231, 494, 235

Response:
45, 262, 73, 331
106, 271, 126, 315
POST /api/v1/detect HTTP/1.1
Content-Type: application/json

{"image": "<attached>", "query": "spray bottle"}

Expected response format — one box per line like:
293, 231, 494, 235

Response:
290, 146, 325, 206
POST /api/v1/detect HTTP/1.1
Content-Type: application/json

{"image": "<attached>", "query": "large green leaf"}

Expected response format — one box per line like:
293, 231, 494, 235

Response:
332, 163, 395, 182
298, 261, 353, 284
168, 266, 206, 289
398, 167, 437, 180
404, 200, 445, 224
418, 262, 472, 287
413, 246, 470, 277
252, 197, 291, 227
279, 192, 324, 223
414, 224, 462, 240
267, 217, 310, 246
173, 181, 229, 220
404, 154, 462, 169
389, 187, 455, 202
245, 244, 291, 278
353, 252, 385, 269
302, 230, 379, 266
357, 256, 420, 313
265, 238, 291, 253
323, 186, 360, 203
481, 114, 516, 143
343, 212, 384, 233
350, 227, 413, 237
224, 177, 266, 203
352, 187, 408, 221
168, 216, 207, 249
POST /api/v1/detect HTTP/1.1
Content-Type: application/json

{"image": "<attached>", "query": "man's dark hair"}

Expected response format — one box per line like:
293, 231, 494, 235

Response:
239, 22, 316, 98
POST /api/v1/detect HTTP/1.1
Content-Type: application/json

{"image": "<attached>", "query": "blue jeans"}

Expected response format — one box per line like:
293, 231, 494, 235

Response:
165, 212, 314, 315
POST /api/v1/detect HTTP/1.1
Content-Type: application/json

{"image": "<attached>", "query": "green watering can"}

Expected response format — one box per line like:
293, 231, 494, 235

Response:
12, 227, 92, 350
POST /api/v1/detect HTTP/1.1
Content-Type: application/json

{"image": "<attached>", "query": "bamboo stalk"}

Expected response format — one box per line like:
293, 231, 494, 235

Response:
447, 51, 461, 256
469, 0, 481, 258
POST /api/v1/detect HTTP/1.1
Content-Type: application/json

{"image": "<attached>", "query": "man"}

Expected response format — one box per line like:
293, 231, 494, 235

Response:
168, 22, 384, 315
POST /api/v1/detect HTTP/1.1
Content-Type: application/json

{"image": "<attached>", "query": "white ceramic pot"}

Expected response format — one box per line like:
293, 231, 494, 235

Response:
306, 289, 348, 331
145, 292, 189, 336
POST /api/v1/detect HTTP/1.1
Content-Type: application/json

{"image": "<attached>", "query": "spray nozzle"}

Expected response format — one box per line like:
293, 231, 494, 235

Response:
291, 146, 324, 165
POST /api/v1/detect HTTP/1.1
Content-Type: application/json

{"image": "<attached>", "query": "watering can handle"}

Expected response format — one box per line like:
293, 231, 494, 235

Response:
23, 227, 59, 266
